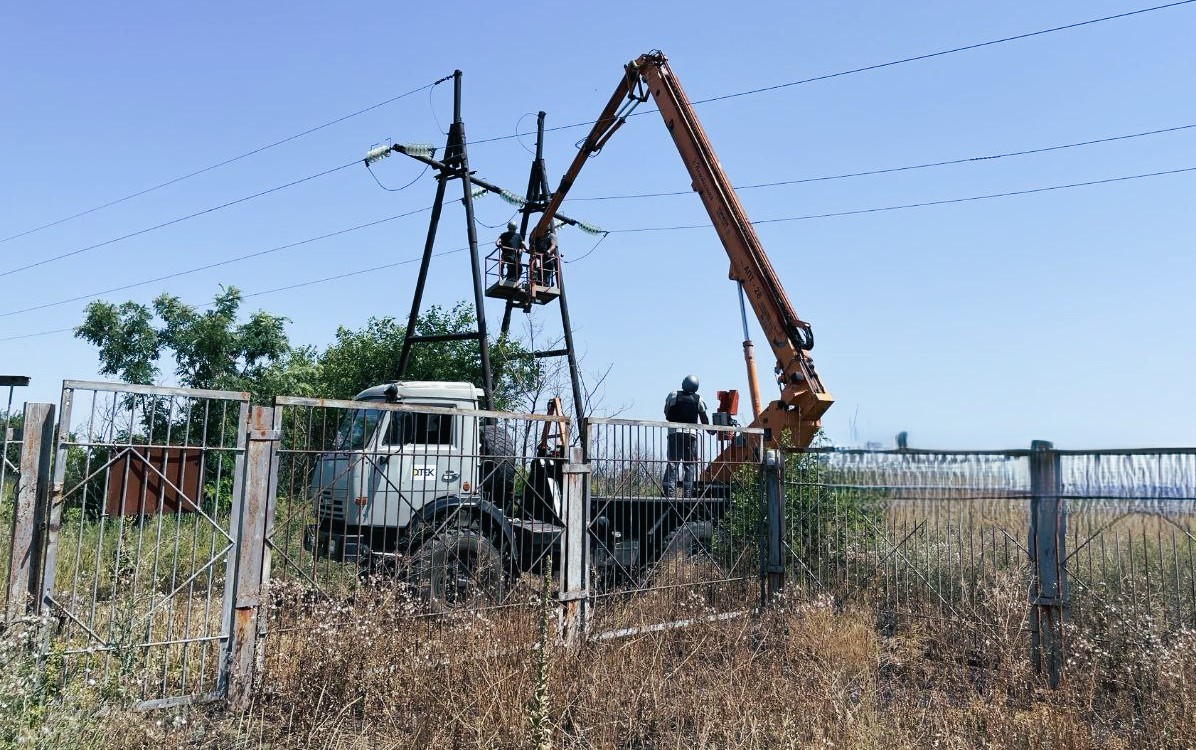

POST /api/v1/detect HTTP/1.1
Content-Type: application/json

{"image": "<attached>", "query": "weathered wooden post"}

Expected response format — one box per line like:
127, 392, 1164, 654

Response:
1028, 439, 1067, 687
5, 402, 54, 623
226, 405, 278, 709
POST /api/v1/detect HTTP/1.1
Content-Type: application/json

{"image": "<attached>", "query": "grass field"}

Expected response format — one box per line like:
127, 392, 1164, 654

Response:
4, 575, 1194, 749
5, 480, 1196, 748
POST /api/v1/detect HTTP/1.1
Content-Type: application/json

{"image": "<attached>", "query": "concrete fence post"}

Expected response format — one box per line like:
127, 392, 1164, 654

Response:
763, 449, 785, 604
5, 402, 54, 623
227, 406, 279, 709
1028, 439, 1067, 688
559, 446, 589, 645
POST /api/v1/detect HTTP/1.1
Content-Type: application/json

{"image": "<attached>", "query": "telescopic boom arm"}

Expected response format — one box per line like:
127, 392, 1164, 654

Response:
535, 51, 833, 449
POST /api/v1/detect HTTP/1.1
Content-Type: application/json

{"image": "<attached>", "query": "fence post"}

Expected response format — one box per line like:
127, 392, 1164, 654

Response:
5, 402, 54, 623
1028, 439, 1067, 688
559, 445, 589, 645
227, 405, 278, 709
763, 448, 785, 604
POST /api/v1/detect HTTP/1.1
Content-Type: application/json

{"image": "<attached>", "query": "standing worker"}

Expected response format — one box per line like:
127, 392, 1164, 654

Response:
662, 375, 709, 497
497, 220, 524, 283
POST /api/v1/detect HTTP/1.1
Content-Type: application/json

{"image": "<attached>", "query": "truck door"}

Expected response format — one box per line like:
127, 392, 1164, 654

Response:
367, 408, 464, 530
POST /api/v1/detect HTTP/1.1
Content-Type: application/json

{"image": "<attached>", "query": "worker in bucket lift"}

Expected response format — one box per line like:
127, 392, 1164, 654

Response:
497, 220, 524, 283
662, 375, 709, 498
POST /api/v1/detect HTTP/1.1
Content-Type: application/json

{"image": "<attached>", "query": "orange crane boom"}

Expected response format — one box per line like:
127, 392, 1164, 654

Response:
533, 51, 834, 449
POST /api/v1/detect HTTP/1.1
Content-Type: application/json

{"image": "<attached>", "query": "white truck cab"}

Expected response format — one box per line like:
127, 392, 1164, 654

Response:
306, 381, 492, 561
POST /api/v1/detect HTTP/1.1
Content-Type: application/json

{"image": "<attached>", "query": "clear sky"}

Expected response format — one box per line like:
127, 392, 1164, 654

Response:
2, 1, 1194, 449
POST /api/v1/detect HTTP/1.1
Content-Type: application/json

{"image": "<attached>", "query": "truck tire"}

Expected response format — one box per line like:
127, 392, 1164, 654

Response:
409, 529, 505, 610
479, 423, 517, 510
660, 520, 716, 564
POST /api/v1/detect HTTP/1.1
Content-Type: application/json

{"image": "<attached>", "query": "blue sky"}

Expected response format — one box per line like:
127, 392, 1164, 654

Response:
2, 1, 1193, 449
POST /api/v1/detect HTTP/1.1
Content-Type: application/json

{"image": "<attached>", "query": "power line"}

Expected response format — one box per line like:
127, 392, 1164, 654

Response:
0, 160, 361, 279
242, 247, 467, 300
0, 172, 592, 317
0, 247, 471, 343
0, 77, 449, 245
607, 165, 1196, 233
567, 122, 1196, 201
470, 1, 1196, 147
0, 205, 434, 317
691, 1, 1196, 106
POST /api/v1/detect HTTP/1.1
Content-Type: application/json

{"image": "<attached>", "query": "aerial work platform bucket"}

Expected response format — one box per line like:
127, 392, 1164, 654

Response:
485, 248, 560, 307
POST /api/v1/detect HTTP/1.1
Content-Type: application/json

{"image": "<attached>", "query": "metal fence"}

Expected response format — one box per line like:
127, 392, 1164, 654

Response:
779, 444, 1196, 684
584, 417, 764, 635
6, 380, 1196, 708
38, 381, 251, 708
258, 395, 578, 682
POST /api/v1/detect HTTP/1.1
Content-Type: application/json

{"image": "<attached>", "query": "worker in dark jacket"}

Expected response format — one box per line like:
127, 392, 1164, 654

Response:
662, 375, 709, 497
497, 220, 524, 282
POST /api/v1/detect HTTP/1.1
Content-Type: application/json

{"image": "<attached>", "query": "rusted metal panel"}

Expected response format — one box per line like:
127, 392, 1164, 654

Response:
103, 446, 204, 515
4, 402, 53, 622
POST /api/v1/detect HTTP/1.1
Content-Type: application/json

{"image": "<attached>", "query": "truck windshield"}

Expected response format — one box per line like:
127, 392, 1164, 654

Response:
332, 408, 381, 450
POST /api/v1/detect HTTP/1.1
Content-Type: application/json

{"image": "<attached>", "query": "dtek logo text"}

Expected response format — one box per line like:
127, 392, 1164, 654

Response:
412, 465, 436, 480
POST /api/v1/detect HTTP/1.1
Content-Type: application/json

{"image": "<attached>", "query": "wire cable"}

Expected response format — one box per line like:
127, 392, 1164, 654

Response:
366, 162, 431, 192
242, 247, 467, 300
0, 77, 450, 245
0, 247, 471, 342
469, 1, 1196, 147
564, 231, 610, 264
0, 205, 434, 317
607, 164, 1196, 233
0, 160, 360, 279
691, 1, 1196, 106
566, 122, 1196, 201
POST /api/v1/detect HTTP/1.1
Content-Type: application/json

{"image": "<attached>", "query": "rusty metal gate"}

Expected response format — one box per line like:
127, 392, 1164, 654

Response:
38, 381, 251, 709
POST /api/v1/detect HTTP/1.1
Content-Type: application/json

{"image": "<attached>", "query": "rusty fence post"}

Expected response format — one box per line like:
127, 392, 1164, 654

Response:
762, 449, 785, 605
1028, 439, 1067, 688
226, 405, 279, 709
5, 402, 54, 623
559, 446, 589, 645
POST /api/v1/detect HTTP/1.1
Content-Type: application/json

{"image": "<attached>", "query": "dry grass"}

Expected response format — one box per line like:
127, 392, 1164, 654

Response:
7, 565, 1194, 750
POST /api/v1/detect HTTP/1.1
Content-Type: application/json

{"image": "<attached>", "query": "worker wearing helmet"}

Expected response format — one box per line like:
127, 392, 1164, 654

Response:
662, 375, 709, 498
497, 220, 524, 282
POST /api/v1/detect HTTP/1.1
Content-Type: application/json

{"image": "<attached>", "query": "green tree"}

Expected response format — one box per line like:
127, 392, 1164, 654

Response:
315, 302, 538, 410
76, 286, 296, 400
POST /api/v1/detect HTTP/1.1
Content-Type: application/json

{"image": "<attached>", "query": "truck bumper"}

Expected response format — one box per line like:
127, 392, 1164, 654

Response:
303, 525, 366, 562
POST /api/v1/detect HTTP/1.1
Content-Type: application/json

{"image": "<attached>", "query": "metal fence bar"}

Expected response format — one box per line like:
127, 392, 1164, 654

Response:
763, 449, 783, 604
5, 402, 53, 622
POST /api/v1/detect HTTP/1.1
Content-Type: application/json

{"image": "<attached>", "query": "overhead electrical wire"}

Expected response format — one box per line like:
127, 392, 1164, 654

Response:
606, 165, 1196, 233
566, 122, 1196, 201
0, 160, 362, 279
0, 247, 471, 343
0, 205, 434, 317
0, 77, 450, 245
469, 0, 1196, 147
4, 163, 1192, 340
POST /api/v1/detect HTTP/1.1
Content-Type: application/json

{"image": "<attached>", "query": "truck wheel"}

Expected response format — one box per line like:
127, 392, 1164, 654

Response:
409, 530, 506, 610
660, 520, 716, 563
479, 424, 517, 509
